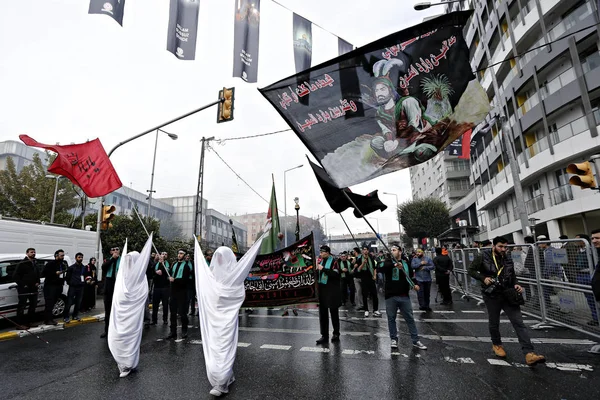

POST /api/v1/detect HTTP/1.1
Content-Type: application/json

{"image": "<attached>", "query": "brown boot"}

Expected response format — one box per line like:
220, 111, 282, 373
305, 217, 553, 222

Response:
525, 352, 546, 366
492, 345, 506, 358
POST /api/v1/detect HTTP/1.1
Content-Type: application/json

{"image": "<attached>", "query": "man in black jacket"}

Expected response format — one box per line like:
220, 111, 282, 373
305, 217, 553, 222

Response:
64, 252, 85, 323
433, 247, 453, 305
166, 249, 192, 340
352, 246, 380, 317
13, 248, 41, 327
101, 246, 121, 338
42, 249, 66, 325
316, 245, 341, 345
469, 236, 545, 366
381, 245, 427, 350
151, 252, 170, 326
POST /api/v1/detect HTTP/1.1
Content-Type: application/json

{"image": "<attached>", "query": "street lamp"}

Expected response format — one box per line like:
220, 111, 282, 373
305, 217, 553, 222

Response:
383, 192, 402, 240
294, 197, 300, 241
414, 0, 463, 11
317, 211, 335, 244
147, 129, 178, 218
46, 174, 61, 224
283, 164, 303, 247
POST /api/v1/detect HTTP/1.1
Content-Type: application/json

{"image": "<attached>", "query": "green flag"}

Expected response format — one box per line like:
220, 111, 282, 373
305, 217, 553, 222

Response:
260, 181, 282, 254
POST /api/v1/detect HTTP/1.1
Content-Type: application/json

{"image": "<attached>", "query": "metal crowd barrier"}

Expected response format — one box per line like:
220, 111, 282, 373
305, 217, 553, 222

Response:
448, 240, 600, 343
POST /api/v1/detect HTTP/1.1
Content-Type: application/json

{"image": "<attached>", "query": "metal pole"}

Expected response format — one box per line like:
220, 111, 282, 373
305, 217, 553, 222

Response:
500, 115, 530, 235
147, 129, 159, 218
95, 98, 224, 263
50, 177, 59, 223
195, 138, 206, 239
295, 206, 300, 241
284, 172, 287, 247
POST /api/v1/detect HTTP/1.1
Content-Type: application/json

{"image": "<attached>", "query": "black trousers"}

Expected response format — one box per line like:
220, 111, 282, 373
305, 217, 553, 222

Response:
187, 286, 196, 314
17, 285, 38, 324
436, 274, 452, 303
360, 279, 378, 312
483, 294, 534, 354
169, 289, 188, 335
82, 283, 96, 311
319, 306, 340, 337
103, 278, 115, 334
152, 287, 170, 323
43, 284, 62, 322
64, 286, 83, 319
341, 278, 355, 305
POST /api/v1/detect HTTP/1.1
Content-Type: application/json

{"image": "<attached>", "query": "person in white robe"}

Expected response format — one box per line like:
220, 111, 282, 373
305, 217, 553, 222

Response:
108, 235, 153, 378
194, 223, 271, 397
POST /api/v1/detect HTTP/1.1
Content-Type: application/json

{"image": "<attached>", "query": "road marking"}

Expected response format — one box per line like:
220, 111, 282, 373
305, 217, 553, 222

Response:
342, 349, 375, 355
462, 310, 485, 314
391, 352, 409, 357
416, 319, 538, 324
247, 315, 535, 324
260, 344, 291, 350
237, 342, 251, 347
546, 363, 594, 372
300, 347, 330, 353
239, 327, 371, 336
175, 339, 184, 343
189, 340, 203, 345
487, 359, 511, 366
444, 356, 475, 364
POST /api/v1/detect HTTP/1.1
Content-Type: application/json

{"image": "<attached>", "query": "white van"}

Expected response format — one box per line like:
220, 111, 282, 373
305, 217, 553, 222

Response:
0, 254, 72, 319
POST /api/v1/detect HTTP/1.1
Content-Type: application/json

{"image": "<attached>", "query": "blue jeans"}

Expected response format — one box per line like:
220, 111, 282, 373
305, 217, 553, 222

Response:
385, 296, 419, 343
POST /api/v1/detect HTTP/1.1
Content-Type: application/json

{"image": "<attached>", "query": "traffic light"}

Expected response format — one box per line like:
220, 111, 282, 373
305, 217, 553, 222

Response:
101, 204, 116, 230
567, 161, 597, 189
217, 87, 235, 123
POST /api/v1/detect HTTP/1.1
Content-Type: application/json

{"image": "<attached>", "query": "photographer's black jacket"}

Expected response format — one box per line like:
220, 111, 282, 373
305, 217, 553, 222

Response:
468, 249, 518, 293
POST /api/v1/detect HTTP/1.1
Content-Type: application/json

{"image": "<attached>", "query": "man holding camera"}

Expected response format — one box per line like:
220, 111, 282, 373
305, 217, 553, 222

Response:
469, 236, 545, 366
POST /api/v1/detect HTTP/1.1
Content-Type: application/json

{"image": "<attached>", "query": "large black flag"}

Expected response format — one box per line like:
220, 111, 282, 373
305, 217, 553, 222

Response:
293, 14, 312, 73
260, 12, 490, 189
308, 159, 387, 218
338, 38, 353, 56
166, 0, 201, 60
233, 0, 261, 83
89, 0, 125, 25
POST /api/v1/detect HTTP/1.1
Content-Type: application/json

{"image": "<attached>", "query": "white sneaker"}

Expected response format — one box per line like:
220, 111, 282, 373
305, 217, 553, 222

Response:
373, 311, 382, 317
413, 341, 427, 350
119, 369, 131, 378
364, 311, 369, 317
210, 388, 223, 397
391, 339, 398, 349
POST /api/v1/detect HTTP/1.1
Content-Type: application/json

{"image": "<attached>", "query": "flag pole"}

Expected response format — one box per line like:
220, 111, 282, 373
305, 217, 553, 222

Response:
338, 213, 360, 248
340, 191, 414, 288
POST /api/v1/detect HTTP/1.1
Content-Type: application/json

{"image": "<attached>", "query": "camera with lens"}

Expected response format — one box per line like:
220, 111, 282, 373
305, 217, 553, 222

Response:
484, 278, 502, 295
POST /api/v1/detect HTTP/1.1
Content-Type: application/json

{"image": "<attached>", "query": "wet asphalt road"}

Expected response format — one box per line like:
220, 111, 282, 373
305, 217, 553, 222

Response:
1, 290, 600, 400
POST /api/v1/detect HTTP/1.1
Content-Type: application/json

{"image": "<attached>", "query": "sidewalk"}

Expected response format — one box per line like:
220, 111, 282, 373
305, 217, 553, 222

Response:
0, 296, 106, 342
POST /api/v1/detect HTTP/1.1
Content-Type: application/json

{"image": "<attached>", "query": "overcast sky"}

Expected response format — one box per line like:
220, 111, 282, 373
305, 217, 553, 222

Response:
0, 0, 438, 236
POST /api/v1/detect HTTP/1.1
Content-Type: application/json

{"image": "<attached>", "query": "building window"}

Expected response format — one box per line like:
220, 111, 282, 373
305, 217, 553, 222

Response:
127, 201, 132, 209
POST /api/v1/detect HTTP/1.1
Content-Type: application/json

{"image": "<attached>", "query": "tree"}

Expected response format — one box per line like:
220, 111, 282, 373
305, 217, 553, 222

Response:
400, 233, 414, 249
0, 154, 79, 223
158, 216, 184, 241
99, 212, 167, 259
398, 198, 450, 246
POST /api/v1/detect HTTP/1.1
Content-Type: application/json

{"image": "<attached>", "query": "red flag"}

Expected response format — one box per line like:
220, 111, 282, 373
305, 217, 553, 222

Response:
458, 129, 472, 160
19, 135, 122, 197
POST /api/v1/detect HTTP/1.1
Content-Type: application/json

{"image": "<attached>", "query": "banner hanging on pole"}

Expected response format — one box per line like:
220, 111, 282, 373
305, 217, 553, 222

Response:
232, 0, 261, 83
243, 233, 317, 307
166, 0, 201, 60
88, 0, 126, 26
338, 38, 353, 56
293, 13, 312, 74
259, 11, 490, 189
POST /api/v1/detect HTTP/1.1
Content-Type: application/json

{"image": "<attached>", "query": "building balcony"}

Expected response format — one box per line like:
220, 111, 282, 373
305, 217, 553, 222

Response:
550, 184, 574, 206
526, 194, 545, 214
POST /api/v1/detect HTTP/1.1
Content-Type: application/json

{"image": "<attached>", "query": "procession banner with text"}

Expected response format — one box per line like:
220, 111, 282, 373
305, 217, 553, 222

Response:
259, 11, 490, 189
166, 0, 201, 60
338, 38, 353, 56
243, 233, 317, 307
89, 0, 126, 25
233, 0, 261, 83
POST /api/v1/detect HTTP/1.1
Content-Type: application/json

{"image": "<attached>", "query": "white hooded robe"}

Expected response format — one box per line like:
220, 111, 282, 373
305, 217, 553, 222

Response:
194, 228, 270, 392
108, 235, 153, 374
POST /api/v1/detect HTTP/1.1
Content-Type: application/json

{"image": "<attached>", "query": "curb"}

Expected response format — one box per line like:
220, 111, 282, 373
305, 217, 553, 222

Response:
0, 313, 105, 342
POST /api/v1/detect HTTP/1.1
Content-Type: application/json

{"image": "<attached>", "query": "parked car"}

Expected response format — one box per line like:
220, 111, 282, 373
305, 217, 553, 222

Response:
0, 254, 71, 320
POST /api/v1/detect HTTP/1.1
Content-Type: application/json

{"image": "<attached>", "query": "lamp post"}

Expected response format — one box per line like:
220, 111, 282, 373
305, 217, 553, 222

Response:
414, 0, 463, 11
294, 197, 300, 241
147, 129, 178, 218
317, 211, 335, 244
383, 192, 402, 241
283, 164, 303, 247
46, 175, 61, 224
